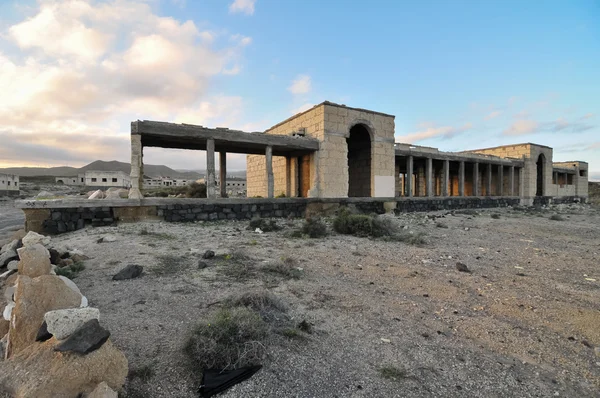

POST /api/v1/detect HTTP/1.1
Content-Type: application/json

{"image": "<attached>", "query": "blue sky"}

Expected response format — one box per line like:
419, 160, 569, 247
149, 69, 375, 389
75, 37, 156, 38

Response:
0, 0, 598, 179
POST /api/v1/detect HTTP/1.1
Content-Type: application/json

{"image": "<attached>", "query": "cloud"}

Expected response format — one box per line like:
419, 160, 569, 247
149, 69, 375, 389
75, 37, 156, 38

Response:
229, 0, 256, 15
484, 110, 502, 120
288, 75, 311, 95
173, 96, 244, 128
503, 118, 594, 136
396, 122, 472, 143
0, 0, 253, 168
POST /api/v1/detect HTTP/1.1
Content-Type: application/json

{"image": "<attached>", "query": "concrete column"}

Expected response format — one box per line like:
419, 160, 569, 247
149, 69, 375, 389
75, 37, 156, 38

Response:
426, 157, 433, 197
510, 166, 515, 196
486, 163, 492, 196
406, 156, 413, 197
219, 151, 227, 198
294, 157, 300, 197
285, 156, 292, 197
564, 173, 568, 187
498, 165, 504, 196
128, 133, 144, 199
442, 160, 449, 196
206, 139, 216, 199
266, 145, 274, 198
458, 161, 465, 197
473, 162, 479, 196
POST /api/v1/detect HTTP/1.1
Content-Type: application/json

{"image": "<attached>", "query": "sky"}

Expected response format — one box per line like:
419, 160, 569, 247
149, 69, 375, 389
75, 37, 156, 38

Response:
0, 0, 598, 179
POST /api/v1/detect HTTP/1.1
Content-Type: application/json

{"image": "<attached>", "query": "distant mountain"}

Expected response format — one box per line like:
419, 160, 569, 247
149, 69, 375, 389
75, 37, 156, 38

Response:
0, 160, 203, 180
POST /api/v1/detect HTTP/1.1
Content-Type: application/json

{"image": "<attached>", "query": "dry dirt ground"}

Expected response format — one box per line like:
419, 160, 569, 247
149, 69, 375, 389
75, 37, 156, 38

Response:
48, 204, 600, 398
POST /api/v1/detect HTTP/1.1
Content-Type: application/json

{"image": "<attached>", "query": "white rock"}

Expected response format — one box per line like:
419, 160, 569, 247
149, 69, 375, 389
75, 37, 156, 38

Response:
3, 286, 15, 302
44, 307, 100, 339
81, 296, 88, 308
0, 250, 17, 267
0, 240, 18, 255
0, 269, 15, 281
22, 231, 51, 248
3, 302, 14, 321
58, 275, 81, 295
7, 260, 19, 271
88, 381, 118, 398
88, 190, 104, 199
101, 235, 116, 243
255, 228, 263, 234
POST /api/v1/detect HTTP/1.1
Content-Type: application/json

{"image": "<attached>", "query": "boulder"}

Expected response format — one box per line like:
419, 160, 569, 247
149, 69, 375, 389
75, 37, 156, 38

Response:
88, 382, 118, 398
70, 253, 89, 264
55, 319, 110, 354
112, 265, 143, 281
0, 240, 18, 255
17, 244, 52, 278
44, 308, 100, 340
3, 302, 14, 321
7, 275, 82, 357
0, 337, 127, 397
0, 269, 15, 282
21, 232, 51, 248
98, 235, 116, 243
88, 190, 104, 200
202, 250, 215, 259
7, 260, 18, 271
0, 250, 18, 268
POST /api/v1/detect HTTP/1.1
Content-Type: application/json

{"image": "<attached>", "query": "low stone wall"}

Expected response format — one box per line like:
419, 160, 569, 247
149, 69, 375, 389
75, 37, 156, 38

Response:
17, 196, 533, 235
533, 196, 586, 206
0, 190, 19, 197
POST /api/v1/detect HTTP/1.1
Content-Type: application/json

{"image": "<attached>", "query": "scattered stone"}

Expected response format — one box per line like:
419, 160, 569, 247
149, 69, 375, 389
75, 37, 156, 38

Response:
98, 235, 116, 243
7, 260, 18, 271
7, 275, 83, 356
0, 249, 18, 268
595, 347, 600, 357
356, 264, 363, 270
112, 265, 143, 281
88, 190, 104, 199
17, 244, 52, 278
3, 302, 14, 321
455, 262, 471, 273
0, 240, 18, 255
4, 285, 15, 302
21, 231, 51, 248
54, 319, 110, 354
35, 321, 52, 342
297, 320, 313, 334
0, 337, 127, 396
88, 381, 118, 398
44, 307, 100, 340
202, 250, 215, 259
380, 338, 391, 343
198, 261, 208, 269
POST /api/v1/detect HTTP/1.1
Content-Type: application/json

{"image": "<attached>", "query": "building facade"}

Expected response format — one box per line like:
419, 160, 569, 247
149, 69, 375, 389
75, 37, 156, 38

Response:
56, 171, 131, 188
0, 174, 20, 197
246, 102, 589, 205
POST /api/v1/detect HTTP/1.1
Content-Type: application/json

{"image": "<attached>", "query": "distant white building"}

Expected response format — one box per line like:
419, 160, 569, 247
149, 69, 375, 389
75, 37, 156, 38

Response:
142, 177, 193, 189
0, 174, 20, 196
55, 171, 130, 188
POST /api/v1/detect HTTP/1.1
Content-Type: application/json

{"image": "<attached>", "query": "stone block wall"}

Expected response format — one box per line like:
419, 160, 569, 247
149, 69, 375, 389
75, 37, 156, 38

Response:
22, 208, 116, 234
157, 202, 307, 222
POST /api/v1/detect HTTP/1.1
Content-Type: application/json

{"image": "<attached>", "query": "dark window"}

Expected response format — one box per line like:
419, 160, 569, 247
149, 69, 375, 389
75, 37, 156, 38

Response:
81, 178, 84, 182
580, 170, 587, 177
15, 182, 17, 186
102, 178, 107, 182
91, 178, 97, 182
7, 182, 10, 186
567, 174, 573, 185
112, 178, 118, 182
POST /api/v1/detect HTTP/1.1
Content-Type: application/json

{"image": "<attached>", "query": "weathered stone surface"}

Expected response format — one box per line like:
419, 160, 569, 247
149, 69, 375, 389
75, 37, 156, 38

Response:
88, 381, 118, 398
0, 269, 16, 282
112, 265, 143, 281
7, 260, 18, 271
7, 275, 82, 357
17, 244, 52, 278
44, 307, 100, 340
0, 240, 18, 255
0, 250, 18, 268
88, 190, 104, 199
21, 231, 50, 248
55, 319, 110, 354
3, 302, 14, 321
0, 337, 127, 397
35, 321, 52, 342
69, 253, 89, 264
0, 319, 9, 337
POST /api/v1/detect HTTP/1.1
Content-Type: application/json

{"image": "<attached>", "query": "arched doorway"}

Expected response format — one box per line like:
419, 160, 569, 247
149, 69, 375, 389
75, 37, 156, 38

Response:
536, 154, 545, 196
347, 124, 372, 197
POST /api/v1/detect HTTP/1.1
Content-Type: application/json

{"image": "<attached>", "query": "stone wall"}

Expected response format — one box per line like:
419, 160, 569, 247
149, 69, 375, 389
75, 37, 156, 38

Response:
533, 196, 586, 206
0, 190, 19, 197
157, 202, 307, 222
23, 207, 116, 235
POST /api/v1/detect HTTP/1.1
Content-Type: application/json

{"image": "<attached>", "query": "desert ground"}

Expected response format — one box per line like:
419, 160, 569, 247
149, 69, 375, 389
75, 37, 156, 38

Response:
23, 202, 597, 398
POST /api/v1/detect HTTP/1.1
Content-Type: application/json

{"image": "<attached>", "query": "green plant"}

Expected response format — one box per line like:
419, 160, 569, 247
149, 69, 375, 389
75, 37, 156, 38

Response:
187, 182, 207, 198
261, 257, 303, 280
55, 261, 86, 279
184, 307, 268, 370
491, 213, 501, 219
275, 192, 286, 198
382, 231, 428, 246
153, 254, 188, 276
288, 229, 304, 238
549, 214, 565, 221
217, 250, 256, 281
302, 218, 328, 238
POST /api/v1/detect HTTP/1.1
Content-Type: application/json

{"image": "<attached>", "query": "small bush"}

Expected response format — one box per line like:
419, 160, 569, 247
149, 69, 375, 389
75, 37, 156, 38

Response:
288, 229, 304, 239
491, 213, 501, 219
371, 216, 399, 238
153, 254, 187, 276
435, 222, 448, 228
128, 364, 155, 382
333, 208, 402, 239
225, 290, 289, 326
187, 182, 207, 198
248, 218, 281, 232
275, 192, 286, 198
185, 307, 268, 370
55, 261, 86, 279
217, 250, 256, 281
302, 218, 328, 238
550, 214, 565, 221
382, 231, 427, 246
378, 365, 415, 381
261, 257, 303, 280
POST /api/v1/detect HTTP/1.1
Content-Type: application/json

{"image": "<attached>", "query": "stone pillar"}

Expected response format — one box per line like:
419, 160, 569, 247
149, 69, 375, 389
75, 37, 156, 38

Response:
394, 162, 401, 197
406, 156, 413, 197
416, 163, 426, 196
510, 166, 515, 196
473, 162, 479, 196
458, 161, 465, 197
285, 156, 292, 197
206, 139, 216, 199
486, 164, 492, 196
266, 145, 274, 198
128, 133, 144, 199
219, 151, 227, 198
442, 160, 449, 196
426, 157, 433, 197
498, 165, 504, 196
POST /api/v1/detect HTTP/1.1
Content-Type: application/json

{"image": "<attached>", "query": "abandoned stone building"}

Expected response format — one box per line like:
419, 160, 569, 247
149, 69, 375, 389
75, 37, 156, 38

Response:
56, 171, 131, 189
0, 173, 19, 197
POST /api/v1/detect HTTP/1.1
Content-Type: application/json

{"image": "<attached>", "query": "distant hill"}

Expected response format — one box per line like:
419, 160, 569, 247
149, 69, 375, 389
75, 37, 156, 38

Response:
0, 160, 203, 180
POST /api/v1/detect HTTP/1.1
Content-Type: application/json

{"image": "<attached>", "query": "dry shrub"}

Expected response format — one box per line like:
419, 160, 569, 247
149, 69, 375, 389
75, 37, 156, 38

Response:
248, 218, 281, 232
302, 218, 328, 238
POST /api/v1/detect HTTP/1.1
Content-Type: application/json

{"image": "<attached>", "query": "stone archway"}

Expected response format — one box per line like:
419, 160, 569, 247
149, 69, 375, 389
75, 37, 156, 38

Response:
347, 124, 372, 197
536, 153, 545, 196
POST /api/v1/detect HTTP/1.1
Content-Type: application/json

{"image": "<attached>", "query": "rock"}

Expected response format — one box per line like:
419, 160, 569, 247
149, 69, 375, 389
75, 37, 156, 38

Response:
16, 244, 52, 278
88, 190, 104, 199
88, 381, 118, 398
44, 307, 100, 340
58, 275, 81, 295
202, 250, 215, 259
0, 240, 18, 255
6, 260, 18, 271
55, 319, 110, 354
198, 261, 208, 269
0, 250, 18, 268
48, 248, 61, 265
455, 262, 471, 273
112, 265, 143, 281
58, 258, 74, 268
0, 337, 127, 397
98, 235, 116, 243
7, 275, 82, 357
70, 253, 89, 264
3, 302, 14, 321
35, 321, 52, 342
0, 269, 15, 282
0, 319, 8, 337
35, 190, 55, 199
3, 286, 15, 302
21, 231, 51, 248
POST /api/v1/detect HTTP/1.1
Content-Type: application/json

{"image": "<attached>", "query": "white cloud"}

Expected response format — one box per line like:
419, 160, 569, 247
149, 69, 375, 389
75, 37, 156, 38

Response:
484, 110, 502, 120
503, 118, 594, 136
291, 103, 314, 115
396, 122, 472, 143
173, 96, 244, 128
288, 74, 311, 95
229, 0, 256, 15
503, 120, 539, 136
230, 34, 252, 46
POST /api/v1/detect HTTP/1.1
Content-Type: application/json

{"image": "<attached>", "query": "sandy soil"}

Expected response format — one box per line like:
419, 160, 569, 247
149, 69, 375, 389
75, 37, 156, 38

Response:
36, 204, 600, 397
